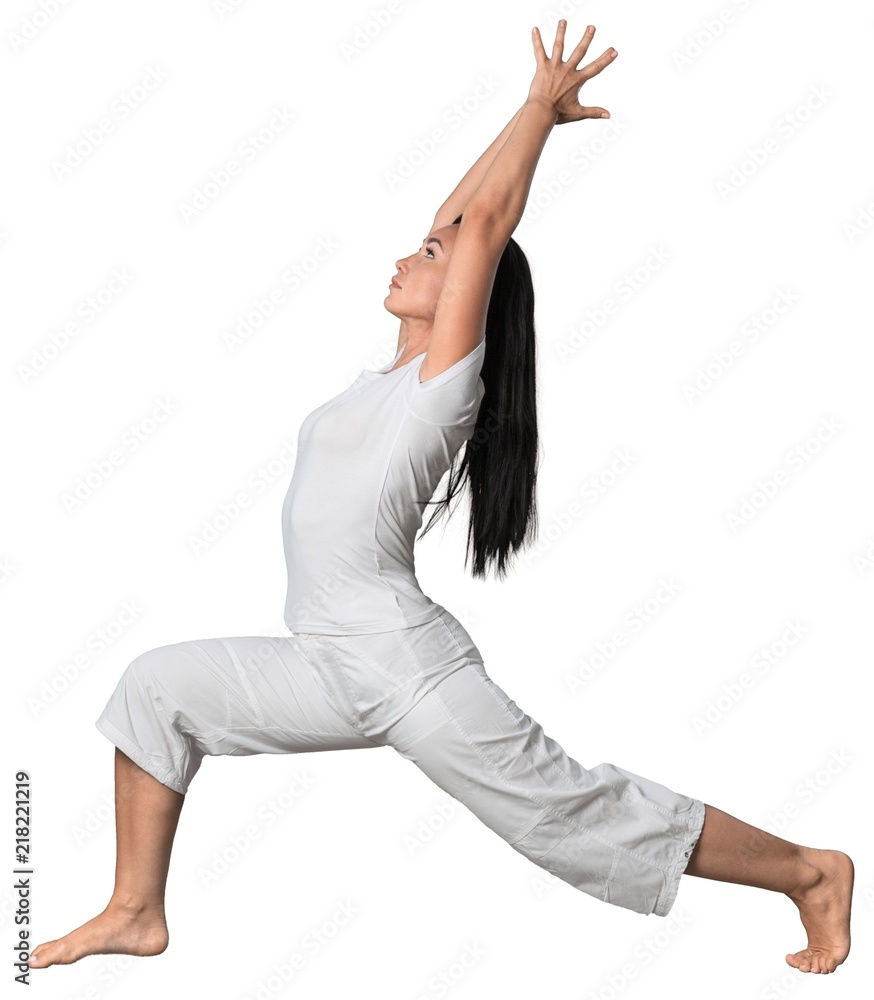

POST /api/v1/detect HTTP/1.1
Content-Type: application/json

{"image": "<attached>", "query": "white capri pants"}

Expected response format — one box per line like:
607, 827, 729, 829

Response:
95, 606, 705, 918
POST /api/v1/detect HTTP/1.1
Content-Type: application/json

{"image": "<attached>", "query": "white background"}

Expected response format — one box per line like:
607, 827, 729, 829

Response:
3, 0, 871, 996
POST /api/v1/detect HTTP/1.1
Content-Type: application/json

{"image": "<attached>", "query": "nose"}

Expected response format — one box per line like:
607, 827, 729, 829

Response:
396, 247, 420, 271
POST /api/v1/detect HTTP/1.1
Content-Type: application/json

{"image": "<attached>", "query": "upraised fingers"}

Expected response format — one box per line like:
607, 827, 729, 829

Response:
577, 46, 618, 81
566, 24, 595, 69
552, 18, 568, 59
531, 25, 548, 66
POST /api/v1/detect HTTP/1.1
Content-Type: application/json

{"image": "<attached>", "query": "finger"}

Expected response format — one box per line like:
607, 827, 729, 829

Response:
531, 26, 548, 66
566, 24, 595, 69
578, 46, 618, 82
552, 18, 567, 60
578, 106, 611, 120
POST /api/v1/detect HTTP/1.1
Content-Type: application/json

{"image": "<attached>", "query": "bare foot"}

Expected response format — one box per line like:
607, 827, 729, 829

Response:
27, 903, 168, 969
785, 848, 853, 974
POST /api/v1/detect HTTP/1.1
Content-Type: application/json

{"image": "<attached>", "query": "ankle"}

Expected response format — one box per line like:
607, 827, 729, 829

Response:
785, 848, 824, 902
106, 894, 165, 918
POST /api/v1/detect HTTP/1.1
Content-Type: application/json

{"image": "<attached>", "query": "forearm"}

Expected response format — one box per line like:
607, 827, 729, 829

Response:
464, 98, 557, 227
434, 104, 524, 225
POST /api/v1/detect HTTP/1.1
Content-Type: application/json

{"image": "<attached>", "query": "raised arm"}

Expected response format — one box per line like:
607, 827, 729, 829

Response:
462, 21, 617, 237
430, 106, 524, 232
418, 99, 556, 382
420, 21, 617, 382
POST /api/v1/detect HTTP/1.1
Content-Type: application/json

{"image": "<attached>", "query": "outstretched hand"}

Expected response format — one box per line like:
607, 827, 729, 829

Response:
528, 20, 617, 125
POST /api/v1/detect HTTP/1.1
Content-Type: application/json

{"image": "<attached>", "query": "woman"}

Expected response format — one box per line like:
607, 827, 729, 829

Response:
29, 21, 852, 975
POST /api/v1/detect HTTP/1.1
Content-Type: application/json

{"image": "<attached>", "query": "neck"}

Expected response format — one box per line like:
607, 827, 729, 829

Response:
394, 318, 432, 359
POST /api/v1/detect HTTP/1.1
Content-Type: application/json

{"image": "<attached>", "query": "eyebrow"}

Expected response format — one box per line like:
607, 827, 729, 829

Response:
423, 236, 443, 251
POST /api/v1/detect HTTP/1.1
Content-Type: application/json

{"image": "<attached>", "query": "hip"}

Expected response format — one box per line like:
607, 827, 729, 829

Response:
294, 607, 484, 739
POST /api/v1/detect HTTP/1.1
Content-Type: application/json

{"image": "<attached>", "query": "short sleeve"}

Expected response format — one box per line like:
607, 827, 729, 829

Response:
407, 339, 486, 426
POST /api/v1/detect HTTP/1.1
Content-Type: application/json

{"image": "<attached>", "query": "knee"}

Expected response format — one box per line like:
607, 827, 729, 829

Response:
124, 641, 190, 690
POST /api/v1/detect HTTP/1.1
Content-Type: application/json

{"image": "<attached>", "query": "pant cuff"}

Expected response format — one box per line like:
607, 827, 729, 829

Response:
94, 716, 188, 795
650, 796, 707, 917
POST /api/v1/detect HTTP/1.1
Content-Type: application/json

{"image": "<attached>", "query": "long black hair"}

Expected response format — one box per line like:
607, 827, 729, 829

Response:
416, 213, 539, 580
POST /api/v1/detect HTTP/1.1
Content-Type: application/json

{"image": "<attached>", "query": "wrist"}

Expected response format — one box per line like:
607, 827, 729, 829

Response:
524, 96, 558, 124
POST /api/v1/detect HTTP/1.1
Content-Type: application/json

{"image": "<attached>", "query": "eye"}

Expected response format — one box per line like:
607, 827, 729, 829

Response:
423, 246, 435, 258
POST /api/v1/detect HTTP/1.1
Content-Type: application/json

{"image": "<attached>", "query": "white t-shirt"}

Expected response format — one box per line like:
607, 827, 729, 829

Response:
281, 338, 486, 634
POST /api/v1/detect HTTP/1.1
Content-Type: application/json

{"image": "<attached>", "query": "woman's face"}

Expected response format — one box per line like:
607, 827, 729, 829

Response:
384, 224, 459, 322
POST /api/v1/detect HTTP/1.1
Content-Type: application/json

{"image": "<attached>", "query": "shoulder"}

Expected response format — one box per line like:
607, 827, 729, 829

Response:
407, 339, 485, 426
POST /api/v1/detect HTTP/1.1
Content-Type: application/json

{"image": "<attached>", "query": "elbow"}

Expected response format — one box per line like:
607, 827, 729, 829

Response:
461, 201, 502, 224
458, 201, 520, 233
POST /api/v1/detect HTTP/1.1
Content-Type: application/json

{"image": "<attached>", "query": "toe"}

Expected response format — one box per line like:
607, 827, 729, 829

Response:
792, 951, 812, 972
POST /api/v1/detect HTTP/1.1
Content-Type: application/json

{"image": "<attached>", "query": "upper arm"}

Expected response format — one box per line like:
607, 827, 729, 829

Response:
430, 204, 460, 232
419, 211, 509, 383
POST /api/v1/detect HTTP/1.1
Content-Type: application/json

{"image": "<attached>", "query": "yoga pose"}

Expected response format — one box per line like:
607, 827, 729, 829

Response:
30, 21, 852, 976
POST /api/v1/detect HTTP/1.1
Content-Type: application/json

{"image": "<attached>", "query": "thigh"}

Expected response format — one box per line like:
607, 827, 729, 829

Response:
173, 634, 383, 753
96, 633, 380, 778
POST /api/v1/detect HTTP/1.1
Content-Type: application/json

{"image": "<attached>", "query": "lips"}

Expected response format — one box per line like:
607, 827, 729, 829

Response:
390, 277, 402, 289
